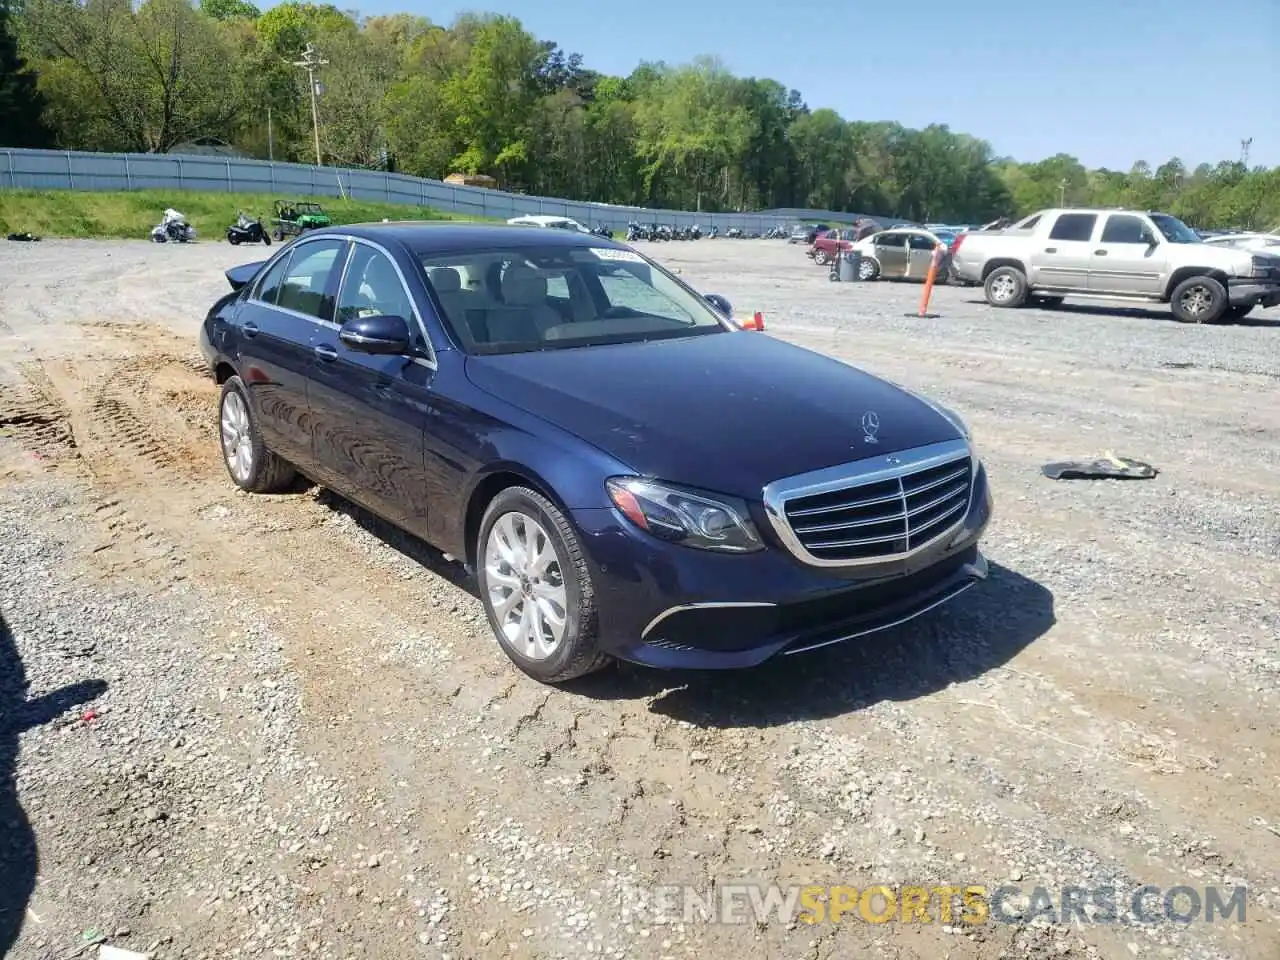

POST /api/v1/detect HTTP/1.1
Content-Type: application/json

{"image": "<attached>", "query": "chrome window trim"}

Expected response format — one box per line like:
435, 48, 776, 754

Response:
245, 233, 438, 371
640, 601, 777, 640
761, 438, 975, 569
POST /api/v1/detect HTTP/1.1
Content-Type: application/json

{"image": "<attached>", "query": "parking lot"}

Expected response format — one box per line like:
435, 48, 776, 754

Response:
1, 237, 1277, 960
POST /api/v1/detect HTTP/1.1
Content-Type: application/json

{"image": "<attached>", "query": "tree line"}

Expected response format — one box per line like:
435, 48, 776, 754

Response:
2, 0, 1277, 229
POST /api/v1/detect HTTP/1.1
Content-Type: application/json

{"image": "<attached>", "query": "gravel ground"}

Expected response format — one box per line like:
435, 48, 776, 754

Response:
0, 236, 1277, 960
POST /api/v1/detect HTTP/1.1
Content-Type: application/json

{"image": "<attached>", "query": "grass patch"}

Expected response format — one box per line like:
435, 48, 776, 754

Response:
0, 188, 488, 239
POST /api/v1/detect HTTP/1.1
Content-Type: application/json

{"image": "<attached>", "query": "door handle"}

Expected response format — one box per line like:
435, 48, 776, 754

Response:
242, 321, 259, 338
1094, 249, 1107, 255
1044, 247, 1058, 253
314, 344, 338, 362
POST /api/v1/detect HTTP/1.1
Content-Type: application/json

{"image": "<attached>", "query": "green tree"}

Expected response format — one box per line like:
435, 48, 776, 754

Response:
0, 0, 50, 146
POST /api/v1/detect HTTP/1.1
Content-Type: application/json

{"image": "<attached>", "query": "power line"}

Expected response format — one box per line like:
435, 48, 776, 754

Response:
292, 43, 328, 167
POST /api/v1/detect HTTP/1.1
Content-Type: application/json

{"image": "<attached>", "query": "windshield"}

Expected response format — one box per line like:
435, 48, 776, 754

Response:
416, 243, 730, 355
1148, 214, 1201, 244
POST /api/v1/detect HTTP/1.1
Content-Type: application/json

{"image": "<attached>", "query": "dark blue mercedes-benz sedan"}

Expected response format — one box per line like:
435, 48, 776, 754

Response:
199, 222, 992, 683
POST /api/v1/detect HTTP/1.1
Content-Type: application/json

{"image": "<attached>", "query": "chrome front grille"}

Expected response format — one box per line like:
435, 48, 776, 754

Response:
762, 439, 975, 567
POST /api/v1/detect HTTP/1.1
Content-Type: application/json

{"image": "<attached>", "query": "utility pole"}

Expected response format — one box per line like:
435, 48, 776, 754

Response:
292, 43, 328, 167
267, 105, 274, 162
1059, 178, 1067, 207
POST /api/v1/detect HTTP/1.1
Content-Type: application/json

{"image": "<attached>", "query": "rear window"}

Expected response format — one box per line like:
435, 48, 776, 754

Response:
1048, 213, 1098, 242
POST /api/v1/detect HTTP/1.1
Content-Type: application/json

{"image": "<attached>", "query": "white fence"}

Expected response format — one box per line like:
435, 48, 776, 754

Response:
0, 148, 804, 232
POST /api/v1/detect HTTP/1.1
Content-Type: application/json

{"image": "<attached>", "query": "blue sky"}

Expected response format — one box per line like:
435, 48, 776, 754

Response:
273, 0, 1279, 169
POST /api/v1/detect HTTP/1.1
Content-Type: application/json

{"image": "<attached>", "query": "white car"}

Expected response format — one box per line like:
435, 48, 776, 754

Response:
507, 214, 591, 233
848, 227, 952, 282
1202, 232, 1280, 256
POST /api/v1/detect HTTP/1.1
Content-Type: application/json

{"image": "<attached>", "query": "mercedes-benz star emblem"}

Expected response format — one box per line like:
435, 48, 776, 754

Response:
861, 411, 880, 444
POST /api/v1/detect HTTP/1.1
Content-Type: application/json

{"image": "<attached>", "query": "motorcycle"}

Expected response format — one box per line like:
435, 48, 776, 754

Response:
150, 208, 195, 243
625, 221, 648, 242
226, 211, 271, 246
590, 222, 613, 239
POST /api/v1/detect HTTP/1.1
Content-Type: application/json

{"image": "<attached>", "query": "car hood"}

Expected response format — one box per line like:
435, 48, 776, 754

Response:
465, 332, 962, 499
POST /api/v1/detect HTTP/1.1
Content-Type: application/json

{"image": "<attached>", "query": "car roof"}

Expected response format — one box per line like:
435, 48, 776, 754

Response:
303, 221, 621, 252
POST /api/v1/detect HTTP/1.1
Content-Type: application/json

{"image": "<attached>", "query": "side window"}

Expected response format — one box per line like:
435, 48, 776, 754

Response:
546, 275, 570, 299
253, 252, 293, 305
1100, 215, 1154, 244
907, 234, 936, 250
597, 267, 694, 324
876, 233, 907, 248
276, 239, 347, 320
336, 244, 415, 325
1018, 214, 1042, 230
1048, 213, 1098, 242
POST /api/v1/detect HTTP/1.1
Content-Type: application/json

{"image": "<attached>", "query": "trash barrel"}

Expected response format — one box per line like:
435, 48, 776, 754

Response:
838, 250, 860, 281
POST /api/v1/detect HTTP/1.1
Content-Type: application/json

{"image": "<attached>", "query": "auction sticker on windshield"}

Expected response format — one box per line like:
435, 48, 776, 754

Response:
585, 247, 645, 262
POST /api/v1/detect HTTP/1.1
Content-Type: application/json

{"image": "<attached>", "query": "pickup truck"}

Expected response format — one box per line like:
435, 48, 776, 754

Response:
949, 208, 1280, 323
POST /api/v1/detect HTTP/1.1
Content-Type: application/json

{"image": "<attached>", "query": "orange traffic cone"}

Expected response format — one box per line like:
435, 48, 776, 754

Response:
743, 311, 765, 331
906, 244, 945, 318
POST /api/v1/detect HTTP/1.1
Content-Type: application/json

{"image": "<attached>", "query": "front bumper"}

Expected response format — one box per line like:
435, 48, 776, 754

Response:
573, 463, 993, 670
1227, 278, 1280, 309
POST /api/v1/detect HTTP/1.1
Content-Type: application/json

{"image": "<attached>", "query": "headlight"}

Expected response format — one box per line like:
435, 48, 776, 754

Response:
606, 477, 764, 553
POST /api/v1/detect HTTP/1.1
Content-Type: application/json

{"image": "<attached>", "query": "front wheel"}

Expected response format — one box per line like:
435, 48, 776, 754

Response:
1170, 275, 1227, 324
984, 266, 1029, 308
477, 486, 611, 684
813, 249, 829, 266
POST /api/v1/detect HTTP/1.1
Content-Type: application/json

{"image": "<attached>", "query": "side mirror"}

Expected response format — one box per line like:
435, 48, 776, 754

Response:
339, 314, 412, 355
704, 293, 733, 317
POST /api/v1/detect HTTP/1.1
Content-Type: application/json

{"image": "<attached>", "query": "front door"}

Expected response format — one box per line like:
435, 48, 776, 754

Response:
1030, 212, 1097, 290
1088, 213, 1166, 295
235, 239, 343, 464
906, 233, 939, 279
873, 232, 909, 277
307, 240, 436, 539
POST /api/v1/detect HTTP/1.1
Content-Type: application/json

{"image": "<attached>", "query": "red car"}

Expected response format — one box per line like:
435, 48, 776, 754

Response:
806, 220, 881, 265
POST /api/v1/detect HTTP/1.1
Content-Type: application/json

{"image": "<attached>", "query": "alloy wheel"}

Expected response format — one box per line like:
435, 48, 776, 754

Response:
220, 390, 254, 484
484, 511, 569, 661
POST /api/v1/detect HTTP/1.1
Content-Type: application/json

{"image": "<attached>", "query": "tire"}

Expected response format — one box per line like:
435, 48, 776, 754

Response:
262, 234, 272, 245
477, 486, 611, 684
273, 228, 284, 241
1223, 304, 1253, 322
984, 266, 1029, 308
218, 376, 297, 494
813, 249, 829, 266
858, 257, 881, 281
1031, 295, 1064, 307
1170, 275, 1227, 324
228, 233, 240, 245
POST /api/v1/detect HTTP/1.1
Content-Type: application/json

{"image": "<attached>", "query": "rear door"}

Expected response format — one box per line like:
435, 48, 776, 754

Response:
1088, 213, 1166, 295
873, 231, 909, 277
234, 239, 340, 464
306, 239, 437, 539
1030, 213, 1097, 289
